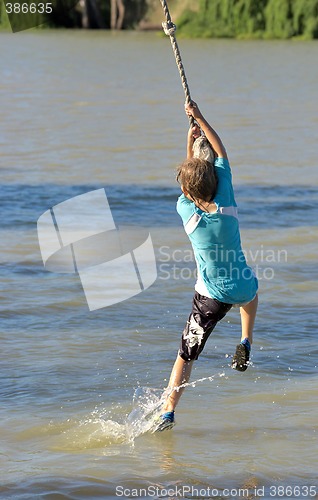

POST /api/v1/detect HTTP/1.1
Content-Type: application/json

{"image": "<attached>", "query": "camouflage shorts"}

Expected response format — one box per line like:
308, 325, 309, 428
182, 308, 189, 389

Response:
179, 291, 232, 361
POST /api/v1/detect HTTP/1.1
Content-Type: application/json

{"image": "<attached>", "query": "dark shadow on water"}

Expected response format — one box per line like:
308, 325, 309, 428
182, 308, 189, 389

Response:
1, 183, 318, 229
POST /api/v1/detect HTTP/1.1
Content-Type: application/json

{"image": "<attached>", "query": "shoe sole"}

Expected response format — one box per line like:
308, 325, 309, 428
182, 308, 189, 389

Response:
152, 419, 175, 433
231, 343, 249, 372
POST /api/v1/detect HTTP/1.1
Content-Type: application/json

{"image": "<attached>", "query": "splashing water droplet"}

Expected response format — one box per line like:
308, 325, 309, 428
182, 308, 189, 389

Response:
125, 387, 169, 439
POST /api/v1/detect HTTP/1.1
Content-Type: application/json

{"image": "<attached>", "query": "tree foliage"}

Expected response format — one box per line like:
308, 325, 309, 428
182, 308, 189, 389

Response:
1, 0, 317, 36
0, 0, 147, 30
177, 0, 318, 39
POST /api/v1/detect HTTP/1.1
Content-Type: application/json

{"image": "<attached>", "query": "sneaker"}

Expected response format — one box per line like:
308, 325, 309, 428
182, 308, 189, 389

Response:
232, 343, 250, 371
153, 411, 175, 432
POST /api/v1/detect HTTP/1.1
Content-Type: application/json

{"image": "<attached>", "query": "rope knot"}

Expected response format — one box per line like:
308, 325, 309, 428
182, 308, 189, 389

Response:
162, 21, 176, 36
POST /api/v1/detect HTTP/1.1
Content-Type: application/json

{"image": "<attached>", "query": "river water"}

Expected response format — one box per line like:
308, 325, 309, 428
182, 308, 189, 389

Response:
0, 31, 317, 499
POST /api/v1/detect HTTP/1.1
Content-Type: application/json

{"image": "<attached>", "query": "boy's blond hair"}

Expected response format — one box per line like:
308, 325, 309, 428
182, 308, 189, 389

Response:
176, 158, 217, 203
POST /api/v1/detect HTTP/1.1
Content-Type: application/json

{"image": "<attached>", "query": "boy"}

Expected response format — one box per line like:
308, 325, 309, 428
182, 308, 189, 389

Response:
156, 101, 258, 431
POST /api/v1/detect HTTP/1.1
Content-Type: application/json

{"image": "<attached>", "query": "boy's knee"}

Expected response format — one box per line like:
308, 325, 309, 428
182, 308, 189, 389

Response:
178, 349, 198, 362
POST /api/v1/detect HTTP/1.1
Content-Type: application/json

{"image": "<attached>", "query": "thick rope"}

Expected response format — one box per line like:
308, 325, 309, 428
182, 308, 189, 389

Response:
159, 0, 195, 128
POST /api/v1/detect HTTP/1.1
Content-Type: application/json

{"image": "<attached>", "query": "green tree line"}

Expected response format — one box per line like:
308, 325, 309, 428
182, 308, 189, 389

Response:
178, 0, 318, 39
1, 0, 318, 38
0, 0, 148, 30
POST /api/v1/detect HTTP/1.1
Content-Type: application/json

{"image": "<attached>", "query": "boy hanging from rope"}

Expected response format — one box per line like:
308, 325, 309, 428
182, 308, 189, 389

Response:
156, 100, 258, 431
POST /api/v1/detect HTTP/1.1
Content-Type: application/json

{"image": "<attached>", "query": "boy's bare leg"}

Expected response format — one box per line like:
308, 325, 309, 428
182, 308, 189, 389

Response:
240, 294, 258, 344
163, 355, 194, 412
232, 294, 258, 371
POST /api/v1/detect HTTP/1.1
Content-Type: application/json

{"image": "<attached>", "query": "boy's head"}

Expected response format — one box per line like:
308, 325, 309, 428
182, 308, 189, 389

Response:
176, 158, 217, 203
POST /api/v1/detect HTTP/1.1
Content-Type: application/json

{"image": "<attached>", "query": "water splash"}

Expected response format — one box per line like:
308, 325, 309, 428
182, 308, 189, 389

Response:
38, 371, 229, 451
125, 371, 228, 439
125, 387, 170, 439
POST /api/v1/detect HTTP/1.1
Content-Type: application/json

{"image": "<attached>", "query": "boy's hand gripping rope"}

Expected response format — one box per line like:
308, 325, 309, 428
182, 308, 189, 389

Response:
160, 0, 195, 128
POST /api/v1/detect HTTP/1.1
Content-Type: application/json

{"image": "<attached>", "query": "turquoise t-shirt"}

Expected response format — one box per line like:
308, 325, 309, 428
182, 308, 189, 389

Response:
176, 157, 258, 304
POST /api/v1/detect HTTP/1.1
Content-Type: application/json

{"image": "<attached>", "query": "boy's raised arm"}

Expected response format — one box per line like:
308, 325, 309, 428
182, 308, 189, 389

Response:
187, 126, 195, 159
185, 101, 228, 160
187, 123, 201, 159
